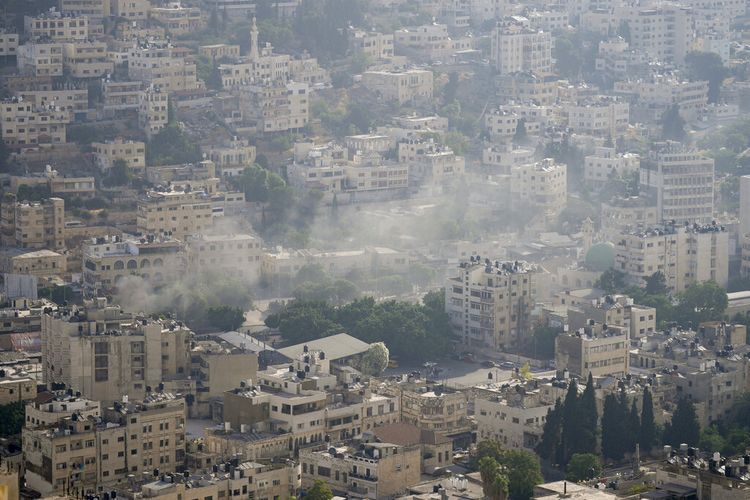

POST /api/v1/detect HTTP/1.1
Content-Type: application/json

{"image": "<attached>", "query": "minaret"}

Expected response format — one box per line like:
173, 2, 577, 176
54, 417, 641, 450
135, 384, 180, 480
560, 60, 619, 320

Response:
249, 16, 259, 61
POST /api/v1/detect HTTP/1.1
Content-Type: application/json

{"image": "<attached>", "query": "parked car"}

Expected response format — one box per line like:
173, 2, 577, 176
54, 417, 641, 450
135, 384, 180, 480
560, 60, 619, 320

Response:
499, 361, 515, 369
481, 360, 496, 368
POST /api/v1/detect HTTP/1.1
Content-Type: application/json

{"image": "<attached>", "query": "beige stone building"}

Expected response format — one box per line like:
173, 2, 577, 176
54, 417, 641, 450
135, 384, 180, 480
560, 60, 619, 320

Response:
206, 137, 256, 174
510, 159, 567, 217
25, 395, 102, 429
128, 42, 200, 94
0, 248, 66, 279
445, 258, 538, 352
23, 393, 185, 495
11, 166, 95, 199
199, 44, 241, 60
362, 69, 434, 104
150, 4, 204, 35
0, 365, 37, 405
102, 80, 142, 117
62, 41, 113, 78
92, 138, 146, 175
42, 299, 193, 402
556, 323, 630, 378
0, 31, 19, 59
0, 194, 64, 250
0, 97, 69, 148
372, 423, 453, 473
23, 13, 89, 42
17, 88, 88, 119
491, 23, 552, 75
300, 442, 422, 498
186, 233, 263, 282
566, 97, 630, 138
584, 147, 640, 190
137, 189, 214, 240
81, 235, 187, 294
111, 0, 151, 20
639, 141, 715, 225
238, 82, 309, 133
60, 0, 110, 18
400, 139, 465, 191
138, 86, 169, 138
349, 29, 394, 60
615, 224, 728, 293
17, 42, 64, 77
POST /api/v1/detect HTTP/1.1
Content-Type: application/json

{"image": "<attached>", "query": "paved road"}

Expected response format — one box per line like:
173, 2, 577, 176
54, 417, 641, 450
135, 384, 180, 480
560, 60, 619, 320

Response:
384, 358, 555, 387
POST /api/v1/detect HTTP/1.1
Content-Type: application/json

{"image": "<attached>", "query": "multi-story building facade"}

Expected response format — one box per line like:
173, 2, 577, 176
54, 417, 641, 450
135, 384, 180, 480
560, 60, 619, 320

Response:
81, 235, 187, 295
556, 323, 630, 378
639, 141, 715, 225
136, 190, 214, 240
0, 31, 19, 59
62, 41, 112, 78
491, 23, 552, 75
186, 233, 263, 282
149, 4, 204, 35
566, 97, 629, 137
128, 42, 200, 94
624, 4, 693, 64
42, 299, 192, 402
615, 223, 729, 293
0, 248, 66, 279
138, 86, 169, 138
584, 147, 640, 190
17, 87, 88, 120
111, 0, 151, 20
92, 138, 146, 175
23, 13, 89, 42
348, 29, 394, 60
0, 97, 69, 148
17, 42, 64, 77
0, 194, 64, 250
446, 258, 538, 352
510, 159, 567, 216
102, 80, 142, 117
361, 69, 434, 104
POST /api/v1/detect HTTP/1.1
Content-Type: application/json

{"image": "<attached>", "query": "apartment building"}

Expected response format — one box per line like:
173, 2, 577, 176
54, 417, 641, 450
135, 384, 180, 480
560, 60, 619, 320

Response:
138, 86, 168, 138
136, 189, 214, 240
483, 144, 535, 175
491, 23, 552, 75
59, 0, 110, 18
399, 139, 465, 191
17, 42, 64, 77
186, 233, 263, 282
199, 44, 241, 60
614, 76, 708, 121
81, 235, 187, 295
23, 393, 185, 495
0, 194, 65, 250
0, 248, 66, 279
128, 42, 200, 94
394, 24, 456, 62
23, 13, 88, 42
26, 394, 102, 429
102, 80, 142, 117
206, 138, 256, 174
0, 31, 19, 59
62, 41, 113, 78
584, 147, 640, 189
475, 382, 554, 450
556, 323, 630, 378
111, 0, 151, 20
42, 299, 192, 402
237, 82, 309, 133
639, 141, 715, 225
361, 69, 434, 104
563, 292, 657, 339
92, 138, 146, 175
510, 159, 567, 216
149, 4, 204, 35
300, 442, 421, 498
17, 87, 88, 120
615, 223, 728, 293
0, 97, 69, 148
624, 4, 692, 64
600, 196, 659, 241
496, 71, 560, 106
446, 258, 537, 352
348, 29, 394, 60
0, 365, 37, 405
566, 97, 629, 137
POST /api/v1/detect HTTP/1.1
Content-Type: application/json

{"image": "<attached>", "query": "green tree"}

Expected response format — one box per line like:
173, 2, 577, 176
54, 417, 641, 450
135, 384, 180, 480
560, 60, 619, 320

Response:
677, 281, 728, 327
443, 72, 459, 103
16, 183, 51, 202
566, 453, 602, 482
0, 401, 26, 436
627, 399, 641, 453
661, 104, 686, 142
537, 399, 563, 464
146, 125, 202, 166
514, 118, 528, 144
561, 379, 580, 462
206, 305, 245, 331
602, 393, 627, 460
640, 387, 656, 452
685, 51, 729, 103
105, 158, 131, 187
578, 373, 599, 455
524, 326, 561, 359
360, 342, 389, 376
664, 398, 700, 447
498, 449, 543, 500
645, 271, 668, 296
479, 457, 509, 500
595, 269, 627, 293
305, 479, 333, 500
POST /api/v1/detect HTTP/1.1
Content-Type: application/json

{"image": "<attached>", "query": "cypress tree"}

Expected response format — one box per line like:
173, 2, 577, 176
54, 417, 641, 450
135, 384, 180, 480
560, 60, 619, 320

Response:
561, 379, 580, 463
537, 399, 563, 463
578, 373, 598, 454
602, 393, 627, 460
627, 399, 641, 453
667, 397, 700, 446
639, 387, 656, 452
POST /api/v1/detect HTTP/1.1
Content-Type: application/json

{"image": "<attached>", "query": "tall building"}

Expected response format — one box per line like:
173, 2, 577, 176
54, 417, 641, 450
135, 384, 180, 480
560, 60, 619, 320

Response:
510, 159, 567, 217
624, 4, 692, 64
491, 22, 552, 75
136, 189, 214, 240
445, 258, 538, 352
0, 193, 64, 250
42, 298, 193, 402
615, 223, 728, 292
555, 323, 630, 378
740, 175, 750, 237
138, 86, 168, 138
639, 141, 715, 225
0, 97, 69, 147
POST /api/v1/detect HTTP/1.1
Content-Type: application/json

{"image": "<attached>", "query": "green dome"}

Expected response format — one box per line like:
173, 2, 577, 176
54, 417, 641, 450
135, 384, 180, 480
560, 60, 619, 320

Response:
585, 242, 615, 272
